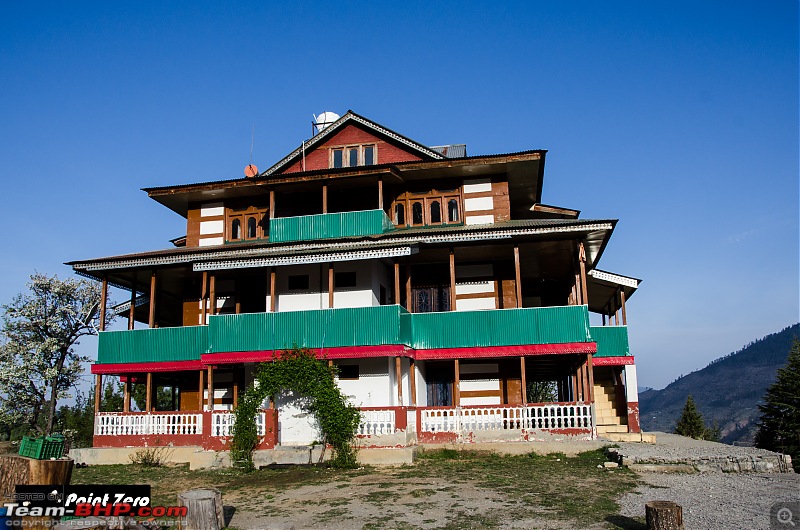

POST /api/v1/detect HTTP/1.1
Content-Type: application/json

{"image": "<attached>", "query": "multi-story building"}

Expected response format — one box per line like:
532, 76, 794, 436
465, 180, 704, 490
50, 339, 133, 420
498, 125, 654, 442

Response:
69, 111, 642, 451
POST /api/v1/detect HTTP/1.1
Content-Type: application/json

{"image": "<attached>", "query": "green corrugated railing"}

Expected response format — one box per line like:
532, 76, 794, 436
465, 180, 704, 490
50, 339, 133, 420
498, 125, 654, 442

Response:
589, 326, 630, 357
97, 325, 208, 364
406, 306, 592, 349
269, 209, 394, 243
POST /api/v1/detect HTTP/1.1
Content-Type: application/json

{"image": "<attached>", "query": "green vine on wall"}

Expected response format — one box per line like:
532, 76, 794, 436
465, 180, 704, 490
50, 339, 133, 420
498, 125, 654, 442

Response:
230, 348, 361, 470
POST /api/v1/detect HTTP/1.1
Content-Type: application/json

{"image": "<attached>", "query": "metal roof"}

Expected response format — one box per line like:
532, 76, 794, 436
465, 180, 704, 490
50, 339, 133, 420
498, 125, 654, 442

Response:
430, 144, 467, 158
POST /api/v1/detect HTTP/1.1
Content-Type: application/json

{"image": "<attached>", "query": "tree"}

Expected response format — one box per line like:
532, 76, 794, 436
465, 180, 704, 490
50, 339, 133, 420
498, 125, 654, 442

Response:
0, 273, 111, 435
755, 338, 800, 471
674, 395, 707, 439
56, 379, 125, 448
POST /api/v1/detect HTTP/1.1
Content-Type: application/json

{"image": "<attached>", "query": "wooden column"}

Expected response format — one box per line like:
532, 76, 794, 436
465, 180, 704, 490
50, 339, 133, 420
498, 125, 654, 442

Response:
99, 277, 108, 331
405, 263, 412, 312
233, 373, 239, 409
520, 356, 527, 404
128, 281, 136, 330
449, 249, 456, 311
570, 372, 577, 402
269, 190, 275, 219
199, 370, 205, 411
269, 268, 276, 312
620, 288, 628, 325
393, 261, 401, 306
514, 246, 522, 308
145, 372, 153, 412
409, 358, 417, 406
586, 354, 595, 403
328, 264, 335, 308
377, 178, 383, 210
578, 242, 588, 306
148, 271, 157, 328
574, 273, 582, 305
209, 274, 216, 316
207, 366, 214, 411
395, 357, 403, 406
454, 359, 461, 406
322, 184, 328, 214
200, 271, 208, 324
234, 280, 241, 314
94, 374, 102, 413
123, 378, 131, 412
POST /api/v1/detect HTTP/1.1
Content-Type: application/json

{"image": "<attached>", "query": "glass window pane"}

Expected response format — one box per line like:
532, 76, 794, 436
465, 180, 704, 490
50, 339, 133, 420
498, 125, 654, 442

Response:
364, 145, 374, 165
247, 217, 257, 238
348, 148, 359, 167
448, 199, 459, 222
412, 202, 423, 225
332, 149, 343, 168
231, 219, 241, 239
430, 201, 441, 223
395, 203, 405, 225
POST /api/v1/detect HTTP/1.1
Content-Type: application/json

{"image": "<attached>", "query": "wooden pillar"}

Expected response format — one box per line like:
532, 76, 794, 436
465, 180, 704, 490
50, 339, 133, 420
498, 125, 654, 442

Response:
520, 356, 527, 404
209, 274, 216, 316
148, 271, 157, 328
233, 372, 239, 409
94, 374, 102, 413
395, 356, 403, 406
99, 277, 108, 331
207, 366, 214, 411
514, 246, 522, 308
200, 271, 208, 324
620, 288, 628, 325
587, 354, 595, 403
575, 273, 582, 305
393, 261, 401, 306
269, 190, 275, 219
269, 268, 276, 312
328, 264, 335, 308
409, 358, 417, 406
199, 370, 205, 411
123, 378, 131, 412
322, 184, 328, 214
454, 359, 461, 406
405, 263, 412, 312
146, 372, 153, 412
128, 281, 136, 330
615, 306, 620, 326
378, 178, 383, 210
234, 280, 241, 314
449, 249, 456, 311
570, 372, 577, 402
578, 242, 588, 305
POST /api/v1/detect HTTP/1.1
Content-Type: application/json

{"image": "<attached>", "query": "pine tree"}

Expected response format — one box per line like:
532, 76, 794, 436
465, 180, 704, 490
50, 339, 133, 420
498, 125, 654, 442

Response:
675, 395, 707, 439
755, 338, 800, 471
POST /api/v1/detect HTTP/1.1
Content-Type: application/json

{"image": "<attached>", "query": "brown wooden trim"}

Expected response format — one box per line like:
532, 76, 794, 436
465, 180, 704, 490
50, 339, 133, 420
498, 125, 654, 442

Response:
409, 358, 417, 406
587, 354, 595, 403
209, 274, 216, 315
322, 184, 328, 214
94, 374, 102, 414
378, 178, 383, 210
123, 378, 131, 412
146, 372, 153, 411
620, 288, 627, 325
328, 264, 334, 308
449, 250, 456, 310
460, 389, 502, 399
395, 356, 403, 406
514, 246, 522, 308
405, 263, 412, 312
393, 261, 400, 305
269, 190, 275, 219
454, 359, 460, 406
455, 292, 497, 301
520, 356, 527, 405
198, 369, 205, 410
207, 366, 214, 411
270, 268, 277, 312
462, 208, 496, 217
148, 271, 157, 328
233, 374, 239, 409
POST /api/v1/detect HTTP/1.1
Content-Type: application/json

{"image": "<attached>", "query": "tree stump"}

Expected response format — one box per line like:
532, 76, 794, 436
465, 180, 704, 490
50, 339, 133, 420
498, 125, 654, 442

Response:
646, 500, 684, 530
177, 488, 224, 530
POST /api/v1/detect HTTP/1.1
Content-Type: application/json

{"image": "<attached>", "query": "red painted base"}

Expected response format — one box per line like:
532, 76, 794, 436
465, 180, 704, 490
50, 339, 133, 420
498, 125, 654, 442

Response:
626, 402, 640, 433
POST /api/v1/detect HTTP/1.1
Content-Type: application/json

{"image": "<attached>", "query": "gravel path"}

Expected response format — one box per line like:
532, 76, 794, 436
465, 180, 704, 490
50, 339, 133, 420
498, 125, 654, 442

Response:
618, 471, 800, 530
615, 432, 790, 461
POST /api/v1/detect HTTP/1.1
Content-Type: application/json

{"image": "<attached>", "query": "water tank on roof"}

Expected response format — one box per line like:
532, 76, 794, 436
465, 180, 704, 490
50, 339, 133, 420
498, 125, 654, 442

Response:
313, 111, 340, 134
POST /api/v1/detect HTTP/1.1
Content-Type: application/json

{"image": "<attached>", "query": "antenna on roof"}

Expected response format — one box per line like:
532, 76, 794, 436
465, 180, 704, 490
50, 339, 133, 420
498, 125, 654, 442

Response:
244, 124, 258, 177
312, 111, 340, 136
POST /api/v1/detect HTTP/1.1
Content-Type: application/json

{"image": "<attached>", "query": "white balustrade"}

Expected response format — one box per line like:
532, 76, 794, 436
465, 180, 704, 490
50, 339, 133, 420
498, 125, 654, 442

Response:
420, 404, 593, 433
358, 409, 396, 435
211, 411, 267, 437
94, 412, 202, 436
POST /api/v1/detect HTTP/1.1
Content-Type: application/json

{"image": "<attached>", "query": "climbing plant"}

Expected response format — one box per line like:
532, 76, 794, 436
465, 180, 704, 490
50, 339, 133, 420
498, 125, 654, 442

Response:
230, 348, 361, 470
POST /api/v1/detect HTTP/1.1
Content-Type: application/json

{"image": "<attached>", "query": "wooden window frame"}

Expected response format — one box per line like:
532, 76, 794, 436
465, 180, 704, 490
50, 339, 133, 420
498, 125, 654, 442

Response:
226, 206, 269, 242
328, 143, 378, 169
391, 189, 463, 228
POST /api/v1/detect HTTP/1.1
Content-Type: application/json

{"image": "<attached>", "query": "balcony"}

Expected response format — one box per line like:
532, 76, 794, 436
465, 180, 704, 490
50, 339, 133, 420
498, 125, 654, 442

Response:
269, 209, 394, 243
588, 326, 630, 358
97, 325, 208, 365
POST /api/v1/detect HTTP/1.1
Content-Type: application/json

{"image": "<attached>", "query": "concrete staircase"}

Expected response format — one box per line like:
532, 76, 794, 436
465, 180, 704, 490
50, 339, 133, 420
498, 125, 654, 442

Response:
594, 379, 627, 436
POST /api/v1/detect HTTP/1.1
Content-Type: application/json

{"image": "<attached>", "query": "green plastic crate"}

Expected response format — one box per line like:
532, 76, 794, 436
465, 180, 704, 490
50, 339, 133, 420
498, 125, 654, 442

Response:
18, 435, 65, 459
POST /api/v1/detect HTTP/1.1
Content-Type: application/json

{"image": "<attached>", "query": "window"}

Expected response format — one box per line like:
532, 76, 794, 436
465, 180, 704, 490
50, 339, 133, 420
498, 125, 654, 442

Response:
430, 200, 442, 224
246, 217, 257, 239
334, 271, 357, 288
288, 275, 309, 290
348, 147, 359, 167
225, 204, 268, 243
448, 199, 460, 222
231, 218, 241, 240
394, 203, 405, 225
412, 202, 423, 225
338, 364, 359, 380
332, 149, 344, 168
363, 145, 375, 165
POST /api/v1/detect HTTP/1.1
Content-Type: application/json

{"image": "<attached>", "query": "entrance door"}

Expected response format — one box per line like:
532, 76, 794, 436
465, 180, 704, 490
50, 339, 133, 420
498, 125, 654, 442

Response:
425, 362, 454, 406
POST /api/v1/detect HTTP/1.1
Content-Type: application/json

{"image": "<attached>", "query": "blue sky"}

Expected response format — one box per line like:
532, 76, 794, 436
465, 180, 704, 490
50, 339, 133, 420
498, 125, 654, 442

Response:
0, 1, 797, 389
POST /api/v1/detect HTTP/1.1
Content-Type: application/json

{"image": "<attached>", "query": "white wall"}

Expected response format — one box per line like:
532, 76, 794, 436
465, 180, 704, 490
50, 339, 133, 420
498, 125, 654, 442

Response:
334, 357, 391, 407
275, 261, 392, 311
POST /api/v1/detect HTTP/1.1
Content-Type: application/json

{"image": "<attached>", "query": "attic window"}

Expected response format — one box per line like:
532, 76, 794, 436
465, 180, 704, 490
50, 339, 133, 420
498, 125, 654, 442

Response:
330, 144, 377, 168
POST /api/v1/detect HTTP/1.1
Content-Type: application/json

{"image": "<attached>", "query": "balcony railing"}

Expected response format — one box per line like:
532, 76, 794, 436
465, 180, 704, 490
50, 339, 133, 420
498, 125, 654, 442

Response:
589, 325, 631, 358
94, 412, 203, 436
97, 325, 208, 365
269, 209, 394, 243
419, 403, 593, 433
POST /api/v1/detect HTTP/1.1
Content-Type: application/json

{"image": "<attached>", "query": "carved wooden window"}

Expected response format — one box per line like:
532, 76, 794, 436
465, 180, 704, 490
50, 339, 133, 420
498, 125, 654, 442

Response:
230, 218, 242, 240
391, 190, 462, 227
246, 217, 257, 239
411, 202, 424, 225
226, 205, 268, 242
448, 199, 460, 222
395, 203, 405, 225
429, 200, 442, 224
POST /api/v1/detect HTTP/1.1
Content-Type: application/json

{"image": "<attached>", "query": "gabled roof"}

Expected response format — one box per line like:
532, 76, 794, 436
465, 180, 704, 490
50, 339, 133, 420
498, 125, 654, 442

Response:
260, 110, 445, 177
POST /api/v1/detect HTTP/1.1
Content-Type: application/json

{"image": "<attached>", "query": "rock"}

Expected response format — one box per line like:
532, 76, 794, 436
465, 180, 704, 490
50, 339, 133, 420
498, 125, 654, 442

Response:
603, 461, 619, 468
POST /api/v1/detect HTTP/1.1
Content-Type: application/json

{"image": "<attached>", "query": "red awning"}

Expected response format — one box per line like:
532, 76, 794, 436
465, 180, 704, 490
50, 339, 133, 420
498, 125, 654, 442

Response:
91, 360, 203, 374
592, 356, 635, 366
414, 342, 596, 360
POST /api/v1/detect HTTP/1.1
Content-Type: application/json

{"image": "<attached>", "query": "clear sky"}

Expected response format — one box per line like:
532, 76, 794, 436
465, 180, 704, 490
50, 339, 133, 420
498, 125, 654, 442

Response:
0, 1, 797, 390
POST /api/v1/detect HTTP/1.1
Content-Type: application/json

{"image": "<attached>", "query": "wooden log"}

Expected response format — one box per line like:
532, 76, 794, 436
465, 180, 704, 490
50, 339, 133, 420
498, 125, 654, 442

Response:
646, 501, 684, 530
178, 488, 224, 530
0, 455, 73, 529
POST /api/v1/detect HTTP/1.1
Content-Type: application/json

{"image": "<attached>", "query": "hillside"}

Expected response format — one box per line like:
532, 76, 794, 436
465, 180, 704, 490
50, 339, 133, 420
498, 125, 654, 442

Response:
639, 323, 800, 445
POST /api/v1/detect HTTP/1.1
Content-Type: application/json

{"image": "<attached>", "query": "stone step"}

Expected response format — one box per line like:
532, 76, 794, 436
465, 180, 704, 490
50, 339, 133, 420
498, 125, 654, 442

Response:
596, 424, 628, 433
601, 432, 657, 443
